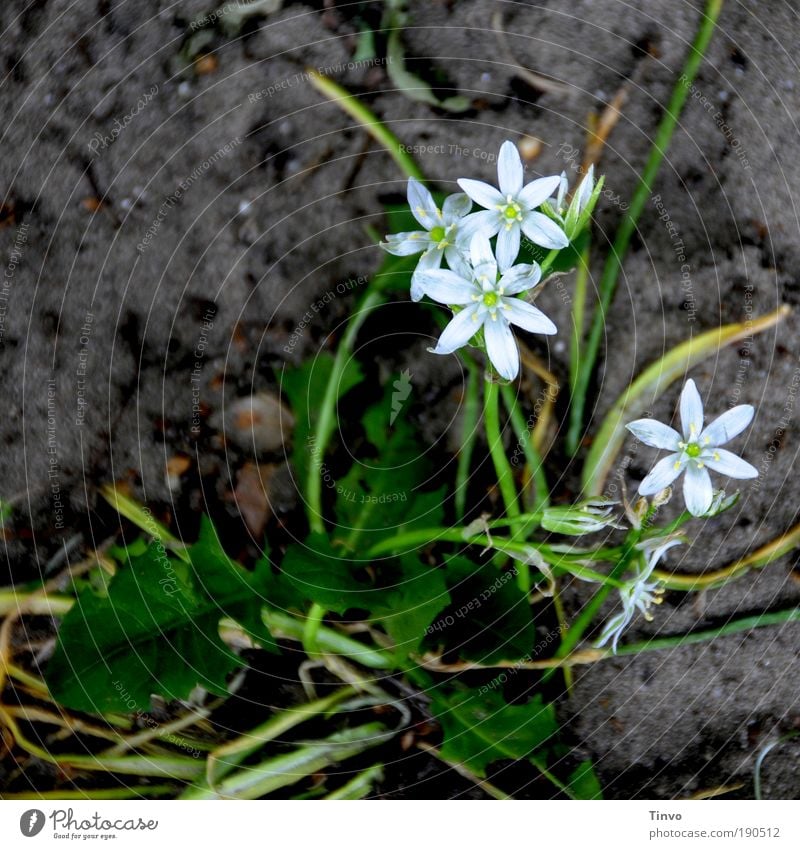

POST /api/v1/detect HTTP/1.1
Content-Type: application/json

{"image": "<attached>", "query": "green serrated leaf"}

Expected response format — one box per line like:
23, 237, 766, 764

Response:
277, 532, 371, 615
335, 381, 444, 549
46, 518, 272, 713
567, 760, 604, 800
431, 686, 557, 778
370, 555, 449, 659
427, 556, 535, 663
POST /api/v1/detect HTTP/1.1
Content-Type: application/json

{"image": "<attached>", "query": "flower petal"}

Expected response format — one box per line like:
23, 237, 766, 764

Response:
442, 192, 472, 222
431, 305, 480, 354
407, 178, 440, 229
639, 537, 683, 576
520, 211, 569, 249
701, 448, 758, 480
457, 178, 504, 211
499, 263, 541, 295
638, 454, 685, 496
574, 164, 595, 211
469, 232, 496, 269
382, 231, 429, 256
501, 298, 557, 335
484, 317, 519, 380
552, 172, 568, 210
595, 608, 633, 653
412, 269, 475, 305
700, 404, 754, 446
410, 249, 444, 301
679, 379, 704, 440
519, 175, 562, 210
626, 419, 682, 451
444, 244, 471, 279
457, 209, 499, 244
497, 140, 524, 195
683, 463, 713, 516
496, 225, 521, 271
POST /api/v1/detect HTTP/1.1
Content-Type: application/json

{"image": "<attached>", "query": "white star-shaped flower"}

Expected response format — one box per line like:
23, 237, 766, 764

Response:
457, 140, 569, 269
381, 179, 485, 301
595, 537, 681, 653
627, 379, 758, 517
414, 234, 556, 381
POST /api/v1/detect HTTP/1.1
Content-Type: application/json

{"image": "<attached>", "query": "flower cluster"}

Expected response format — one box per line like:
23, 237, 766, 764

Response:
381, 138, 762, 658
382, 140, 598, 380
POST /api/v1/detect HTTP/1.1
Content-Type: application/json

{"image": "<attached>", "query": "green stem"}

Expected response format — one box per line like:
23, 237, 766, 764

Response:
364, 529, 624, 588
204, 687, 356, 788
0, 591, 73, 617
615, 607, 800, 657
530, 755, 577, 800
100, 484, 188, 561
307, 71, 424, 181
263, 609, 394, 669
483, 379, 519, 520
569, 239, 591, 400
455, 362, 481, 521
183, 722, 390, 800
500, 383, 549, 509
483, 376, 527, 588
302, 603, 326, 656
539, 249, 561, 277
566, 0, 724, 454
324, 763, 384, 800
306, 285, 385, 533
1, 786, 177, 800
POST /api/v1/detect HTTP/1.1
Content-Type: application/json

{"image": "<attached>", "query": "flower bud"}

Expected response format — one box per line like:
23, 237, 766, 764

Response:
541, 497, 623, 536
700, 489, 740, 517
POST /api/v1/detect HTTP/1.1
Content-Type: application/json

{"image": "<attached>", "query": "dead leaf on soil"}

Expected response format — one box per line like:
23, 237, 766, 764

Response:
233, 462, 277, 537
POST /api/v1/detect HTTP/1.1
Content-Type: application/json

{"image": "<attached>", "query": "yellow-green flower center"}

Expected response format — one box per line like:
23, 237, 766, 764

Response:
429, 225, 446, 242
483, 291, 499, 308
502, 203, 521, 221
685, 442, 702, 458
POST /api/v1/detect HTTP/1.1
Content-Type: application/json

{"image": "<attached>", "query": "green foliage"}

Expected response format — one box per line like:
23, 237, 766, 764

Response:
369, 554, 449, 658
47, 518, 274, 714
276, 532, 371, 615
567, 760, 604, 800
274, 538, 448, 661
335, 388, 446, 549
426, 556, 536, 664
431, 686, 557, 778
280, 353, 363, 485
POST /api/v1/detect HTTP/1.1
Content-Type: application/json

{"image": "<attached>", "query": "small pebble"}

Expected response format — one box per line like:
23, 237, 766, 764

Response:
226, 392, 294, 454
519, 135, 543, 161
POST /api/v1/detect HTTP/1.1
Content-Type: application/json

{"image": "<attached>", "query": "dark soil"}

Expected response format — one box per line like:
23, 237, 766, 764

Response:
1, 0, 799, 798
